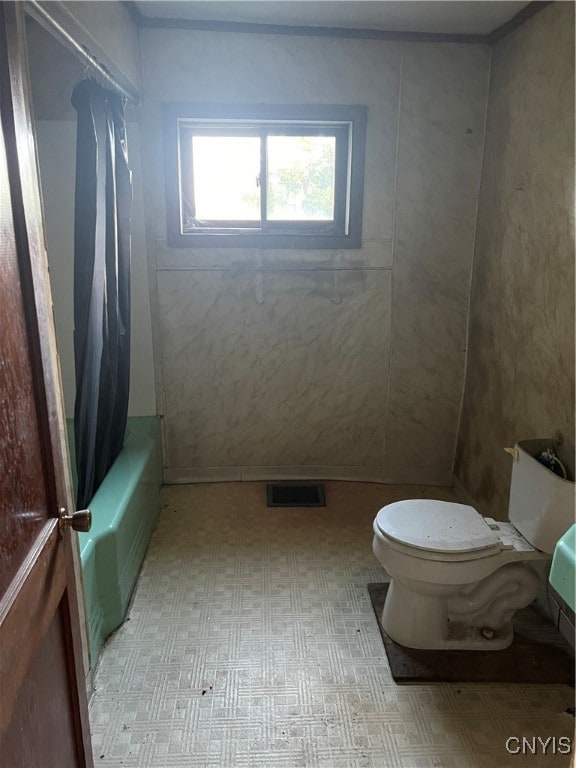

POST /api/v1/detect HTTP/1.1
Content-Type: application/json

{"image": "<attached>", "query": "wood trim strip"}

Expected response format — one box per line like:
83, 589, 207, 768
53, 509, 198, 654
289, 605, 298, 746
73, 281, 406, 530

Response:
487, 1, 551, 43
0, 523, 65, 733
137, 14, 486, 43
130, 1, 551, 44
61, 537, 94, 768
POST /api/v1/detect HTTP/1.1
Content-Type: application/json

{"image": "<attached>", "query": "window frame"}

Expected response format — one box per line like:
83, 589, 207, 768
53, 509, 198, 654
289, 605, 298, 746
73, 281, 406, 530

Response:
163, 103, 366, 249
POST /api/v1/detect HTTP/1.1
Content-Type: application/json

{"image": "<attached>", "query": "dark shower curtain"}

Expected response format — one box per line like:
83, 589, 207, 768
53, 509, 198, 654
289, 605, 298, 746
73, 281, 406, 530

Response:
71, 79, 132, 509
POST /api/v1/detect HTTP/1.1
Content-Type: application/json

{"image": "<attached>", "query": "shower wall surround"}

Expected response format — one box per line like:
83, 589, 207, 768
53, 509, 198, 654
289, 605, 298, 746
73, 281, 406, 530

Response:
139, 31, 490, 483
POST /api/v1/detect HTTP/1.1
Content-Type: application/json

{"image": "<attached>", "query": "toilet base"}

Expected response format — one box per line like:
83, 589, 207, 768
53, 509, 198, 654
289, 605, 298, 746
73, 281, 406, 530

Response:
382, 580, 515, 651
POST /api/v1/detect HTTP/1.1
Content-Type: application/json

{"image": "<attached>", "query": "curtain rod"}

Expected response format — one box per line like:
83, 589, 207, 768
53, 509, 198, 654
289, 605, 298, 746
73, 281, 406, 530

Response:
24, 0, 140, 106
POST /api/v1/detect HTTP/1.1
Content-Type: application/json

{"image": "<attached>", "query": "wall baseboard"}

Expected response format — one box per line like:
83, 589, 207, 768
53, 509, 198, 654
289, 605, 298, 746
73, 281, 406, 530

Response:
163, 465, 453, 486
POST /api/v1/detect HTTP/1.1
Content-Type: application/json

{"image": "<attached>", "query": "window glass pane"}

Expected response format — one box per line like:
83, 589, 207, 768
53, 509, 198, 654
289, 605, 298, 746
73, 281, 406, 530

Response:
192, 136, 260, 220
266, 136, 336, 221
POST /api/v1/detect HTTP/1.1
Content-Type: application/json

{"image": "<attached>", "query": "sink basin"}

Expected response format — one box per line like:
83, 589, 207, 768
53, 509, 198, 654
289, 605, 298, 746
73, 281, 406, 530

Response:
549, 524, 575, 612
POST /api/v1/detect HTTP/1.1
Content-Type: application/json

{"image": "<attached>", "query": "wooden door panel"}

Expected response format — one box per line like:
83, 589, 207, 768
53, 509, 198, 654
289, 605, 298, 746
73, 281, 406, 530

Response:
0, 524, 64, 732
0, 2, 93, 766
1, 601, 80, 768
0, 55, 49, 597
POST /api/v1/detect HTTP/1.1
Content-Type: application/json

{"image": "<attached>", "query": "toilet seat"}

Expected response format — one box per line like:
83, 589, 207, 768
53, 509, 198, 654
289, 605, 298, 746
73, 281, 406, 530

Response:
376, 500, 499, 553
375, 500, 501, 559
371, 489, 555, 650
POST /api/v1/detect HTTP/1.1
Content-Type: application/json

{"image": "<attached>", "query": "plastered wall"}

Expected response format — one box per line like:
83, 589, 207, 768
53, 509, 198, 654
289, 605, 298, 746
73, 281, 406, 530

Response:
139, 29, 490, 483
455, 2, 575, 517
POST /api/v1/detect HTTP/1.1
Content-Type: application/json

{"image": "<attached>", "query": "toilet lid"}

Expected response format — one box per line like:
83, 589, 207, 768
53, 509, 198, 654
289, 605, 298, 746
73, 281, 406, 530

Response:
375, 500, 500, 554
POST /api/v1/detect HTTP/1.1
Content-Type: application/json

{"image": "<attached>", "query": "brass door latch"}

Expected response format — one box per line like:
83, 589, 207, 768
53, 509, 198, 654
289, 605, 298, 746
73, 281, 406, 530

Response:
59, 507, 92, 533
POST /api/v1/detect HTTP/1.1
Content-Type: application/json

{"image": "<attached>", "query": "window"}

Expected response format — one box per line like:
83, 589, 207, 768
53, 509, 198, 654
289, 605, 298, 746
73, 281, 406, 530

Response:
163, 104, 366, 249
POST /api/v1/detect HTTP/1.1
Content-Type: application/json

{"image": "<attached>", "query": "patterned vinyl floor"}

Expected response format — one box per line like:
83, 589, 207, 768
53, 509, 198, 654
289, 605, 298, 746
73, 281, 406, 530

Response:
89, 482, 575, 767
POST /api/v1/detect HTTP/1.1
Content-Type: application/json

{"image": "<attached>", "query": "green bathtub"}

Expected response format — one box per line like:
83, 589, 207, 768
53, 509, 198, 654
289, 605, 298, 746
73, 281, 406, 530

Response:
68, 417, 162, 669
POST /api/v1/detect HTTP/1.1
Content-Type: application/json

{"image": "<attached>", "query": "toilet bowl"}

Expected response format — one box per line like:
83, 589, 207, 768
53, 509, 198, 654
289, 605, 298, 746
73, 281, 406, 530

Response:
372, 439, 575, 651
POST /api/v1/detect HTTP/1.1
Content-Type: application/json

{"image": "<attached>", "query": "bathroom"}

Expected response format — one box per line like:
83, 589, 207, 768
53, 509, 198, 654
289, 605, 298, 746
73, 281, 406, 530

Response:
0, 0, 574, 766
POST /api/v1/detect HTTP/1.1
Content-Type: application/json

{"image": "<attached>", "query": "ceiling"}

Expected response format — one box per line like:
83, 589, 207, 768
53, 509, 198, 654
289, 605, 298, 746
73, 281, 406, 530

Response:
133, 1, 531, 36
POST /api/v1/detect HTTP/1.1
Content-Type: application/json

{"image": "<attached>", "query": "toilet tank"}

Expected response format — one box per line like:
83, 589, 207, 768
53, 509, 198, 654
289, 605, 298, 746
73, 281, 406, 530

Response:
508, 438, 575, 555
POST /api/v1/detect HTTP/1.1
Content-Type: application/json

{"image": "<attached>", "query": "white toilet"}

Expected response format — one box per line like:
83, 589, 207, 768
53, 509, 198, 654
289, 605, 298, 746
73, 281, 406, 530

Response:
372, 439, 575, 650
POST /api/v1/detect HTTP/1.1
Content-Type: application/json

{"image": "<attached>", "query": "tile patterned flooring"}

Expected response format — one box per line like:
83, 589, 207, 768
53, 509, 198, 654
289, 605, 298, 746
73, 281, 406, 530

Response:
89, 482, 575, 767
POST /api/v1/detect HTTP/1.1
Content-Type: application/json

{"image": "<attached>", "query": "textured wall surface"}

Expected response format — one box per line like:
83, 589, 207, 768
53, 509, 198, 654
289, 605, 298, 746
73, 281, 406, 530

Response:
139, 30, 490, 482
158, 269, 390, 479
455, 3, 575, 518
384, 44, 489, 478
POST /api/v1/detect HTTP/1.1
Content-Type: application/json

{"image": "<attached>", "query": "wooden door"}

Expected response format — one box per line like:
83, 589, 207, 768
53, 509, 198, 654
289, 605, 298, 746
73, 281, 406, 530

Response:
0, 3, 93, 766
